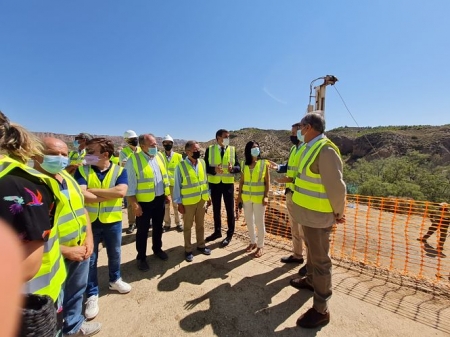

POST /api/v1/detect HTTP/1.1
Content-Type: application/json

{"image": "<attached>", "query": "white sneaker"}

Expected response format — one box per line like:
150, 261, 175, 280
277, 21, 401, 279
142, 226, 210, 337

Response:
85, 295, 99, 320
63, 321, 102, 336
109, 278, 131, 294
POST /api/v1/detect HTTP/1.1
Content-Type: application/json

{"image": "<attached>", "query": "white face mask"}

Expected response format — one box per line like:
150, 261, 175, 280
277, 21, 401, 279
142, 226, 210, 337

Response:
222, 138, 230, 147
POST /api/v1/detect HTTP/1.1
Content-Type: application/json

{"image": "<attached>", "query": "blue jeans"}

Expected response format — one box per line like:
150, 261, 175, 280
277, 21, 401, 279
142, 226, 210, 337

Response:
62, 259, 89, 335
86, 220, 122, 297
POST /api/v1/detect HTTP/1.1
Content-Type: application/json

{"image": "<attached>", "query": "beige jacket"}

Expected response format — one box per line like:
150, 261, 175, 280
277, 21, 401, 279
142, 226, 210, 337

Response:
292, 142, 346, 229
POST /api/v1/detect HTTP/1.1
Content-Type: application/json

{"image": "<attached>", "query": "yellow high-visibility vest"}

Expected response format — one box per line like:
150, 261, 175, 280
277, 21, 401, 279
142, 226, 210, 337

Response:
57, 170, 88, 247
120, 146, 141, 160
79, 164, 124, 223
130, 152, 170, 202
292, 138, 341, 213
68, 149, 86, 166
207, 144, 236, 184
178, 159, 209, 205
0, 156, 66, 302
159, 151, 183, 186
286, 144, 305, 190
241, 160, 267, 203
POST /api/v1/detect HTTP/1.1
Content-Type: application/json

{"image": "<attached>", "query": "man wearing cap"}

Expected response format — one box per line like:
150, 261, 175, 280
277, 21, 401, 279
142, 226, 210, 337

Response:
66, 133, 92, 175
120, 130, 141, 234
160, 134, 183, 233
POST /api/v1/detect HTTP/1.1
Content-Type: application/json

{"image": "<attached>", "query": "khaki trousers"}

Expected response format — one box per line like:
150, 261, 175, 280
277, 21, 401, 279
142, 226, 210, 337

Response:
302, 225, 333, 314
286, 192, 305, 259
183, 200, 206, 253
164, 186, 181, 225
127, 196, 136, 225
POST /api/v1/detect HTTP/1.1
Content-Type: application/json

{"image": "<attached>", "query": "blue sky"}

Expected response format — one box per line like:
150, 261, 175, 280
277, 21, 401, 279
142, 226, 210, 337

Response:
1, 1, 449, 141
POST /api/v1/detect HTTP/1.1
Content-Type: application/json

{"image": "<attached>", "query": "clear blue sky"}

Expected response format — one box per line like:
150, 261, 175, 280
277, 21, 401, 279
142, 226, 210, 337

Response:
1, 1, 449, 141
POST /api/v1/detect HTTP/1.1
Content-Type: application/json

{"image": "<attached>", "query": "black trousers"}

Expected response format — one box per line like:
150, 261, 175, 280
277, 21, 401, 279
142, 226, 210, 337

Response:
135, 195, 165, 260
210, 182, 235, 238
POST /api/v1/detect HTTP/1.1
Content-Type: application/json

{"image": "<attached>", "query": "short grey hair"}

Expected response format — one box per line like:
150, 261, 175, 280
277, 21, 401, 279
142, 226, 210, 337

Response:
301, 113, 325, 133
138, 133, 155, 146
185, 140, 198, 151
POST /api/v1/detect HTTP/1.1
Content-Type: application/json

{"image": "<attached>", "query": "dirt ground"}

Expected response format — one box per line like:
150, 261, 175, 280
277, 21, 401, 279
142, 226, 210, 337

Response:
89, 211, 450, 337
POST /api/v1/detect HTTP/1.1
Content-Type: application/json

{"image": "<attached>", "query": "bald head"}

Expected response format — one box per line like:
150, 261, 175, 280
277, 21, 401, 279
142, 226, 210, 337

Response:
41, 137, 69, 156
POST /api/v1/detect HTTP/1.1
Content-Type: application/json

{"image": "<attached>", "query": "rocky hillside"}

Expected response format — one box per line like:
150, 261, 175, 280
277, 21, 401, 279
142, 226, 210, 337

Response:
33, 124, 450, 165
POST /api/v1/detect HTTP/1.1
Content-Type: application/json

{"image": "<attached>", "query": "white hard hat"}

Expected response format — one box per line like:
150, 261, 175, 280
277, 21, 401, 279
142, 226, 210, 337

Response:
123, 130, 137, 139
162, 134, 174, 143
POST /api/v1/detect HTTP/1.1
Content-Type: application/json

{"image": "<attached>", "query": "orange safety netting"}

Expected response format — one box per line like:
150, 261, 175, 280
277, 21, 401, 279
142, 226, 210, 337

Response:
205, 184, 450, 284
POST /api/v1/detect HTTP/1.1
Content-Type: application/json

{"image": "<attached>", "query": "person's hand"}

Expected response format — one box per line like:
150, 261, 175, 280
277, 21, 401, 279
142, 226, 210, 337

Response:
206, 199, 212, 207
263, 197, 269, 206
134, 202, 143, 217
178, 204, 185, 215
267, 160, 278, 170
227, 162, 233, 173
66, 246, 88, 262
215, 166, 223, 174
335, 214, 346, 224
83, 236, 94, 259
165, 195, 171, 204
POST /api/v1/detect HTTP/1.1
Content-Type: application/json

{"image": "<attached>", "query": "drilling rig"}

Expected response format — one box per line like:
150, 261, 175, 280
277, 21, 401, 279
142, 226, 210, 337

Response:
307, 75, 338, 118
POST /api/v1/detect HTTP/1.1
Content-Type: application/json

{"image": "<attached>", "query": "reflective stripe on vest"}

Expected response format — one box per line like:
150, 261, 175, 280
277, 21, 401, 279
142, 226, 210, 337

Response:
292, 138, 341, 213
207, 145, 235, 184
160, 151, 183, 186
68, 149, 86, 166
241, 160, 267, 203
121, 146, 142, 160
286, 144, 305, 190
56, 170, 88, 246
130, 152, 170, 202
179, 159, 209, 205
80, 164, 123, 223
0, 157, 66, 301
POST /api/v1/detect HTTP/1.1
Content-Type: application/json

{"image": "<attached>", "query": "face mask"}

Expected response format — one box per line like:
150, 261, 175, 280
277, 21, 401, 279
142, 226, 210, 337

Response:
40, 155, 69, 174
297, 129, 305, 143
148, 147, 158, 156
222, 138, 230, 147
163, 144, 173, 151
73, 140, 80, 148
290, 135, 299, 145
250, 147, 260, 157
84, 154, 100, 165
192, 151, 201, 159
127, 138, 138, 147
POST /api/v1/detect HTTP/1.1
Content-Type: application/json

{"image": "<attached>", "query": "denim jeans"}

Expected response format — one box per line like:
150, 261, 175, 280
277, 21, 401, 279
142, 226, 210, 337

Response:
62, 258, 89, 335
86, 220, 122, 297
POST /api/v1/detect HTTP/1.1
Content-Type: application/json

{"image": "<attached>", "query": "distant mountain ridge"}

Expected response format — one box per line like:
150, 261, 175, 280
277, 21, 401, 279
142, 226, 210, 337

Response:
33, 124, 450, 165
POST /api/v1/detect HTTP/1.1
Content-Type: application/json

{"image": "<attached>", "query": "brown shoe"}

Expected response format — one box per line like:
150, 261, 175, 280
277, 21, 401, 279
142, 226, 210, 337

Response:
297, 307, 330, 328
290, 277, 314, 291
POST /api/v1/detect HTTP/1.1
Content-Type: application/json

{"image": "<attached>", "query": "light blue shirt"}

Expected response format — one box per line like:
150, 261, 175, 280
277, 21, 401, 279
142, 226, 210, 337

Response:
300, 133, 325, 161
173, 158, 209, 204
125, 152, 165, 197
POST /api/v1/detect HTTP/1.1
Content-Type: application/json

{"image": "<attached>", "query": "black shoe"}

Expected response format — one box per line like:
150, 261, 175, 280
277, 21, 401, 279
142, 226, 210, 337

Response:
126, 223, 136, 234
163, 225, 170, 232
137, 259, 149, 272
176, 224, 184, 232
205, 232, 222, 242
296, 307, 330, 328
221, 237, 232, 247
185, 252, 193, 262
197, 247, 211, 255
298, 265, 308, 277
281, 255, 304, 264
155, 250, 168, 261
290, 277, 314, 291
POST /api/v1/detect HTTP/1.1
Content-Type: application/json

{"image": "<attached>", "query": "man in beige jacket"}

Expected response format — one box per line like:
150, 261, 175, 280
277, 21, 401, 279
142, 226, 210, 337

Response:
286, 112, 346, 329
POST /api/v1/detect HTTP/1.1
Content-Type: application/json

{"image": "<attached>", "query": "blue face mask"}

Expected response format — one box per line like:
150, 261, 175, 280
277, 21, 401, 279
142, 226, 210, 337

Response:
73, 140, 80, 148
40, 155, 69, 174
148, 147, 158, 156
297, 129, 305, 143
250, 147, 260, 157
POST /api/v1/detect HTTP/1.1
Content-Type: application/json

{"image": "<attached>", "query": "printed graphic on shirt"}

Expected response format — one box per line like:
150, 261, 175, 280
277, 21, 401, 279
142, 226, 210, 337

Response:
24, 187, 44, 206
3, 195, 25, 214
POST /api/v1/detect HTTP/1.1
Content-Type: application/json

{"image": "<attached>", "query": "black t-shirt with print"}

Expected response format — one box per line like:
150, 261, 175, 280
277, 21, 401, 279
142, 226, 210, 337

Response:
0, 168, 55, 242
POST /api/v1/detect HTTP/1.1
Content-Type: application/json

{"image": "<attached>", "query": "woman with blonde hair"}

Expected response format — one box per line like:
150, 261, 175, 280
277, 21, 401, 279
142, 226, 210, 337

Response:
237, 140, 270, 258
0, 111, 65, 336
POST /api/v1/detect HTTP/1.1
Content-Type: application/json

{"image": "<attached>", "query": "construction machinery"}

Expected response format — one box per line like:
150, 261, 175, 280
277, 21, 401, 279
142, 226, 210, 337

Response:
307, 75, 338, 118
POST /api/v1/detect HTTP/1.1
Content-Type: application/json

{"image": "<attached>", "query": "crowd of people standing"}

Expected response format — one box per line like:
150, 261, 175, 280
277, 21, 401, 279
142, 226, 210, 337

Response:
0, 110, 346, 336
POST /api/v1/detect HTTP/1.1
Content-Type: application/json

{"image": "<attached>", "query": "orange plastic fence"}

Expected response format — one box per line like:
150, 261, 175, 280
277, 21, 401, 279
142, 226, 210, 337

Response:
205, 184, 450, 284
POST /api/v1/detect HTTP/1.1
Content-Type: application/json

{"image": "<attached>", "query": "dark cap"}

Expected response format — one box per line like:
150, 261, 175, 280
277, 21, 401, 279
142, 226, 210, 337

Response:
74, 132, 93, 140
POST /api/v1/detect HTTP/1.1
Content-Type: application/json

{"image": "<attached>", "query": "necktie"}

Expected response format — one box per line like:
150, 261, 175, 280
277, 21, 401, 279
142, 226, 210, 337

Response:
220, 147, 225, 158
